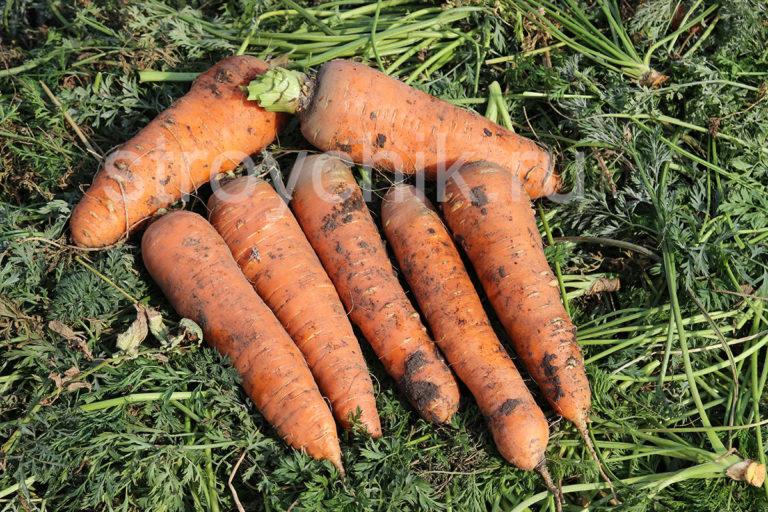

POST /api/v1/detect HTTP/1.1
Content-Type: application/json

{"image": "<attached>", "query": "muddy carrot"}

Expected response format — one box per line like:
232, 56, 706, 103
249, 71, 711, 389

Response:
441, 162, 609, 491
289, 154, 460, 423
141, 210, 342, 472
208, 176, 381, 436
71, 56, 285, 248
246, 60, 557, 199
381, 184, 563, 508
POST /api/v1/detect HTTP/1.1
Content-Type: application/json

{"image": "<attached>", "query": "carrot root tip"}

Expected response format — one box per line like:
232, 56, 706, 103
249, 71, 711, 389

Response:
577, 423, 619, 503
537, 464, 563, 512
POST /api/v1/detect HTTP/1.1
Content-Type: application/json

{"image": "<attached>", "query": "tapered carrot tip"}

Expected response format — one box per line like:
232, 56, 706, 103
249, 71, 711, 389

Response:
491, 407, 549, 471
537, 465, 563, 512
399, 348, 460, 424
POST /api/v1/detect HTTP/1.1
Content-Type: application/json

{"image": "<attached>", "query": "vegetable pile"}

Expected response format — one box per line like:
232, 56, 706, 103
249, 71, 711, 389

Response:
65, 51, 766, 507
3, 1, 768, 510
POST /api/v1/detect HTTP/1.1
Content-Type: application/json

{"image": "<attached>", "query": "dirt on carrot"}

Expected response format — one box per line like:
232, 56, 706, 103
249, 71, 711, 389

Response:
247, 60, 557, 199
288, 154, 460, 424
381, 183, 551, 473
441, 162, 591, 428
208, 175, 381, 437
141, 210, 343, 472
70, 56, 285, 248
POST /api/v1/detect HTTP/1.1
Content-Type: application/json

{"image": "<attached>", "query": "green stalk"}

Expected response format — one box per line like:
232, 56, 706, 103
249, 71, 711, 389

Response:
644, 4, 719, 66
369, 0, 385, 71
0, 49, 62, 78
296, 8, 479, 67
282, 0, 338, 36
0, 477, 36, 499
657, 316, 675, 389
80, 391, 195, 412
683, 15, 720, 58
490, 81, 514, 132
611, 333, 768, 382
138, 71, 200, 83
405, 37, 464, 83
551, 236, 660, 261
386, 38, 437, 75
205, 445, 220, 512
510, 460, 743, 512
599, 113, 768, 156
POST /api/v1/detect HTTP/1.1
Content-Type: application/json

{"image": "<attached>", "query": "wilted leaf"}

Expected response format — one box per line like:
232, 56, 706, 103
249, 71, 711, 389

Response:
116, 305, 149, 356
165, 318, 204, 349
145, 306, 169, 341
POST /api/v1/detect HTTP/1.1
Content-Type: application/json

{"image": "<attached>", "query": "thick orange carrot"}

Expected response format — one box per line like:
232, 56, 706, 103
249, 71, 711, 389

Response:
441, 163, 591, 431
141, 210, 342, 471
246, 60, 557, 199
381, 184, 549, 471
289, 154, 460, 423
71, 56, 285, 248
208, 176, 381, 437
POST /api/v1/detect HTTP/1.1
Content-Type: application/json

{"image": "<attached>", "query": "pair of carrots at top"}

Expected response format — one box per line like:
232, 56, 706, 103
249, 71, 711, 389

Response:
69, 56, 596, 501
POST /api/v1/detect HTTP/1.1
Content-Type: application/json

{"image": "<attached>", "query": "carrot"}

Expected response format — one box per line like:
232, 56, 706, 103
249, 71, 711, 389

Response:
208, 176, 381, 437
71, 56, 285, 248
381, 184, 562, 506
246, 60, 557, 199
141, 210, 342, 472
289, 154, 460, 423
381, 184, 550, 469
441, 162, 611, 491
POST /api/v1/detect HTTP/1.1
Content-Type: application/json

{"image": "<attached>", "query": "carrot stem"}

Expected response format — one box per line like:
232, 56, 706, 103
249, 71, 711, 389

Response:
246, 68, 308, 113
80, 391, 195, 412
138, 71, 201, 83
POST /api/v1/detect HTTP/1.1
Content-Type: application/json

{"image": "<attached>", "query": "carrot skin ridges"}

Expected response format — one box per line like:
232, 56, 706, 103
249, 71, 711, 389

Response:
208, 176, 382, 437
71, 56, 286, 248
381, 184, 549, 471
289, 154, 460, 424
141, 211, 343, 472
298, 60, 557, 199
442, 163, 591, 427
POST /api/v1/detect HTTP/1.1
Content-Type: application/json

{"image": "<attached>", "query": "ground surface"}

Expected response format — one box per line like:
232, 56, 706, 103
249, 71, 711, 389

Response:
1, 1, 767, 511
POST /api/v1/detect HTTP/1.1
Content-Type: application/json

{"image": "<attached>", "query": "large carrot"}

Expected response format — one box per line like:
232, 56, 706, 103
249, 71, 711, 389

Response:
381, 184, 549, 468
246, 60, 557, 199
208, 176, 381, 437
71, 56, 285, 248
441, 162, 610, 488
289, 154, 460, 423
141, 210, 342, 472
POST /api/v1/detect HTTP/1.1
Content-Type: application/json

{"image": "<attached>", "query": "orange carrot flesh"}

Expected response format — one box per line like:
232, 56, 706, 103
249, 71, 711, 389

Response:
442, 163, 591, 429
141, 211, 342, 471
381, 184, 549, 471
71, 56, 285, 248
249, 60, 557, 199
208, 176, 381, 437
289, 154, 460, 424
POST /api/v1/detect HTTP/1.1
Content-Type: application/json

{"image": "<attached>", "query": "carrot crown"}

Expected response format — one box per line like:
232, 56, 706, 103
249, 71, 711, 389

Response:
246, 68, 308, 114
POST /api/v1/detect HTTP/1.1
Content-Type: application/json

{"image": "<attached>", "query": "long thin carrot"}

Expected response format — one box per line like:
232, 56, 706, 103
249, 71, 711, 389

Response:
381, 184, 549, 466
442, 163, 589, 426
381, 184, 560, 504
71, 56, 285, 248
208, 176, 381, 437
289, 154, 460, 424
141, 210, 342, 472
246, 60, 557, 199
441, 162, 613, 493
